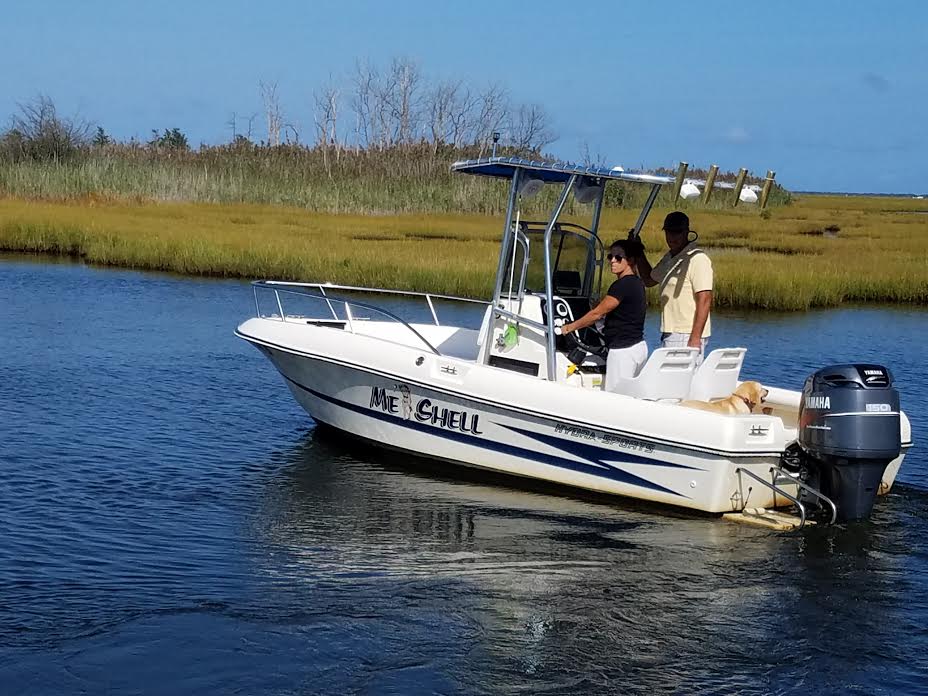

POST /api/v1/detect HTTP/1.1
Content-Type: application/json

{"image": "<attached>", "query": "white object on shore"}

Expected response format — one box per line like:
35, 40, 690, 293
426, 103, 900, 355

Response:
680, 182, 701, 199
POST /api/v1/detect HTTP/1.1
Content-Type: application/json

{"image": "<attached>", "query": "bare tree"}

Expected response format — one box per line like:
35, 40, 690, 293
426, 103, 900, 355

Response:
351, 60, 376, 149
226, 112, 258, 145
245, 113, 258, 141
350, 60, 394, 150
259, 80, 282, 146
472, 83, 510, 155
509, 103, 557, 154
447, 87, 476, 148
426, 79, 464, 149
7, 95, 92, 162
313, 79, 341, 176
425, 79, 481, 155
372, 64, 395, 148
282, 121, 300, 144
384, 57, 422, 144
338, 58, 558, 157
313, 81, 340, 146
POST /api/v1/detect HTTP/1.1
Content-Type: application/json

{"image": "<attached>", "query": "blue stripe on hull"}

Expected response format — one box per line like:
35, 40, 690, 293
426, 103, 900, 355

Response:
497, 423, 704, 471
242, 332, 791, 457
282, 375, 689, 499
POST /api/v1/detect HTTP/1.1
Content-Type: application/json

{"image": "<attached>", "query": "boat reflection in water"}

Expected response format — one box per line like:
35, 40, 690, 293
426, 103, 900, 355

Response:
244, 425, 919, 692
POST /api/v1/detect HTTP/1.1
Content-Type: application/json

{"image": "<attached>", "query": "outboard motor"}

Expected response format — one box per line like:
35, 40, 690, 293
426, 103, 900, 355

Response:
798, 364, 901, 521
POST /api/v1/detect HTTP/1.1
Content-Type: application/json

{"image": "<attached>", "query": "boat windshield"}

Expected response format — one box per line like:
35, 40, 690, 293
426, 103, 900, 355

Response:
501, 221, 603, 299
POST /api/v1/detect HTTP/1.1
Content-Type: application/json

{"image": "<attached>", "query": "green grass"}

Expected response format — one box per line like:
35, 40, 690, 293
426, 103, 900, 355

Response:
0, 143, 791, 214
1, 193, 925, 310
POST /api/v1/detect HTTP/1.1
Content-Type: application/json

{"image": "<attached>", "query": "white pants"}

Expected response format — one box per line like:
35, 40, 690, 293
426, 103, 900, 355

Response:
605, 340, 648, 393
660, 332, 707, 366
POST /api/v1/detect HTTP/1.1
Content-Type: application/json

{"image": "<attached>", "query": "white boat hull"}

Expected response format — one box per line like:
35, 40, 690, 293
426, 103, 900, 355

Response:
238, 318, 909, 515
274, 350, 758, 512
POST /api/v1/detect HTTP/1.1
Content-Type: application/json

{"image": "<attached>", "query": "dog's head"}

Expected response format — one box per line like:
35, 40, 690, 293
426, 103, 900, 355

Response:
734, 381, 769, 412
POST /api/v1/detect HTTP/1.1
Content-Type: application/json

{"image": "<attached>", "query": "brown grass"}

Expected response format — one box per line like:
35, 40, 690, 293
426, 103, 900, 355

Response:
1, 193, 925, 310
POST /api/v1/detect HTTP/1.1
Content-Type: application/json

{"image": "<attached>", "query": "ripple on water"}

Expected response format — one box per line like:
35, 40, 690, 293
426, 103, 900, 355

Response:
1, 258, 927, 694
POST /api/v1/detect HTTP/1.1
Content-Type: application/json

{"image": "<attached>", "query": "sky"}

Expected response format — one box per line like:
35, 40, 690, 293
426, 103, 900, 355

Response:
2, 1, 926, 194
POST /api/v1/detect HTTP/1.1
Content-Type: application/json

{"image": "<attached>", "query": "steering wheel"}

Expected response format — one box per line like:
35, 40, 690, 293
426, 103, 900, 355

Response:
565, 326, 608, 359
547, 297, 609, 360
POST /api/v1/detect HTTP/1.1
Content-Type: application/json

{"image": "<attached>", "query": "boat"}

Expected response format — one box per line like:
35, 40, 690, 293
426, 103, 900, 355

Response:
236, 156, 913, 526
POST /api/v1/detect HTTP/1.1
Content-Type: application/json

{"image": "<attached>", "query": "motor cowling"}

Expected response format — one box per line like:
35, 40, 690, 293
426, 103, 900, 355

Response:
798, 364, 901, 521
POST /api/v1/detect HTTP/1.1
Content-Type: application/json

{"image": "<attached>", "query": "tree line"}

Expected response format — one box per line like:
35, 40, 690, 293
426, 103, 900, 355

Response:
0, 57, 557, 165
0, 58, 785, 211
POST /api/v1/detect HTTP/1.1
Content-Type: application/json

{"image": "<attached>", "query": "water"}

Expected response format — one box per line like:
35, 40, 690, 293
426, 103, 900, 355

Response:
1, 255, 926, 695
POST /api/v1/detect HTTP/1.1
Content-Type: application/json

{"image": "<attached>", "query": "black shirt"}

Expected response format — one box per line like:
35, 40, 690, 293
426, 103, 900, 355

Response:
603, 275, 646, 349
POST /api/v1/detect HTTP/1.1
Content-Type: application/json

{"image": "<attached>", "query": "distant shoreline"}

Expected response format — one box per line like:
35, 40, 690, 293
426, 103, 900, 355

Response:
796, 190, 927, 198
1, 193, 925, 311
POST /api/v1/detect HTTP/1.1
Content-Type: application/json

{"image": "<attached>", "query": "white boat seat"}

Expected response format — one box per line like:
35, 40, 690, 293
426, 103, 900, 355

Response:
687, 347, 747, 401
614, 347, 700, 400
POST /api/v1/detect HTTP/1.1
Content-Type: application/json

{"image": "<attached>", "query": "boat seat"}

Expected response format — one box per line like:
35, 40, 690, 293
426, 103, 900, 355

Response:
688, 347, 747, 401
614, 347, 700, 400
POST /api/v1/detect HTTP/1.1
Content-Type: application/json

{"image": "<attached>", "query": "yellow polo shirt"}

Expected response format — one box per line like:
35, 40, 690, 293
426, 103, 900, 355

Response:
650, 243, 713, 337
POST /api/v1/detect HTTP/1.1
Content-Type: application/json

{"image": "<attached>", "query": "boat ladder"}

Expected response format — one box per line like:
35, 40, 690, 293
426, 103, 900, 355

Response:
729, 465, 837, 531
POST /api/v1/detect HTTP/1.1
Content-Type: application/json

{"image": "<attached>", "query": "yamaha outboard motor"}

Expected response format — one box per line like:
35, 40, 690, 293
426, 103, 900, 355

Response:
798, 364, 901, 521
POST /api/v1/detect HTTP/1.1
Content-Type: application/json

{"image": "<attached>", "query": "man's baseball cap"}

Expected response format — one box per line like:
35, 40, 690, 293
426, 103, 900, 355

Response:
662, 211, 690, 233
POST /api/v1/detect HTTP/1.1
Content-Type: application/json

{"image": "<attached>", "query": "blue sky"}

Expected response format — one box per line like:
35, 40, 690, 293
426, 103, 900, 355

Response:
2, 1, 925, 193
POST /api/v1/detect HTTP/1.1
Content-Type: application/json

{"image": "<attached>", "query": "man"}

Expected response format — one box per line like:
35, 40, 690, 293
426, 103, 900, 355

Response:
636, 211, 713, 362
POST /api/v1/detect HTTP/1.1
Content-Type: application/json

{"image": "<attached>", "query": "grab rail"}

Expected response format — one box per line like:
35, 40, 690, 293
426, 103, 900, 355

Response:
250, 281, 489, 357
770, 465, 837, 525
258, 281, 490, 310
489, 305, 547, 332
736, 467, 808, 530
250, 280, 566, 367
735, 466, 839, 530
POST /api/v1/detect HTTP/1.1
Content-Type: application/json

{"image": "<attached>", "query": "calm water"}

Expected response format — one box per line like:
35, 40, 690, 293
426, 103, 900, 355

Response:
1, 256, 926, 695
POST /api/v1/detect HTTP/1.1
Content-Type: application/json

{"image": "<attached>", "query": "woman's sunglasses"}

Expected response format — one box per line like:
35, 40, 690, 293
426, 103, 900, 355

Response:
607, 253, 626, 262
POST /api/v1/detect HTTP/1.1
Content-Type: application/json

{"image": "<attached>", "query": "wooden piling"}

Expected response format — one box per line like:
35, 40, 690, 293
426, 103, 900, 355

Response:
703, 164, 719, 204
732, 167, 748, 207
671, 161, 688, 204
759, 170, 777, 209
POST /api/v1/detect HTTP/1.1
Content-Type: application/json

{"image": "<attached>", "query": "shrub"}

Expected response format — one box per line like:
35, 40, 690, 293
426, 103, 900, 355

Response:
0, 95, 91, 163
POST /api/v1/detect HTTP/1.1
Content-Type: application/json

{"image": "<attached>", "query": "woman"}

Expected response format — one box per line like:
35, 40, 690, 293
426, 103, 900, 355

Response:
560, 239, 647, 392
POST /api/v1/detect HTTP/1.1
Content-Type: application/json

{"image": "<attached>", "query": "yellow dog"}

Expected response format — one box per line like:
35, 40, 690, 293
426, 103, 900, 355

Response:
681, 381, 769, 415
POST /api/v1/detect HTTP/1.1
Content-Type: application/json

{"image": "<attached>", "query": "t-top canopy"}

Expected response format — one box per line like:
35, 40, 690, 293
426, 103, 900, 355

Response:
451, 156, 674, 186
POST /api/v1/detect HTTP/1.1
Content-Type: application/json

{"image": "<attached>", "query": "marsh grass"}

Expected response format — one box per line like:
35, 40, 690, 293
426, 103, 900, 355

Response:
1, 194, 925, 310
0, 144, 790, 214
